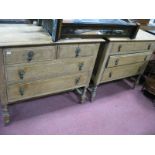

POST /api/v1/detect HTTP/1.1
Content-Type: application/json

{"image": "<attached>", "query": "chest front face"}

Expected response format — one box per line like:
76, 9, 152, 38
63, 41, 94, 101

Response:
92, 40, 155, 85
0, 42, 100, 103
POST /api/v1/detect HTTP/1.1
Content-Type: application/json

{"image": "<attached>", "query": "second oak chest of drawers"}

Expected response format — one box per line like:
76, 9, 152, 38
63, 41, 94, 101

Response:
90, 30, 155, 101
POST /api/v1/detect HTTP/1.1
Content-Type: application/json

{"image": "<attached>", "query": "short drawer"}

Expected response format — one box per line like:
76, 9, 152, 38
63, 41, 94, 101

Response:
107, 52, 151, 68
7, 73, 88, 102
58, 43, 99, 59
6, 57, 93, 83
4, 46, 56, 65
101, 62, 144, 83
111, 42, 154, 54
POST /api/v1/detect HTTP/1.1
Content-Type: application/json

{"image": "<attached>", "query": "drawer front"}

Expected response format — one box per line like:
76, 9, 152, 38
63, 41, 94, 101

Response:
7, 73, 89, 102
111, 42, 154, 54
4, 46, 56, 65
107, 52, 151, 68
6, 57, 93, 83
58, 43, 99, 59
101, 63, 144, 83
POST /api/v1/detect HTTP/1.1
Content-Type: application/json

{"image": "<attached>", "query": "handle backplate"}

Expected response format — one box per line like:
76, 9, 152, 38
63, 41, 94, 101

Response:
75, 77, 81, 85
27, 51, 34, 62
75, 47, 81, 57
148, 44, 151, 50
18, 70, 25, 79
118, 45, 122, 52
109, 72, 112, 78
115, 58, 119, 66
19, 86, 24, 96
79, 62, 84, 71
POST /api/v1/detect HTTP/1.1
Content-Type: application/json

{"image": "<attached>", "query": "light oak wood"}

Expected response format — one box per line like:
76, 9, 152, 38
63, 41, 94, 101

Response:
91, 30, 155, 101
4, 46, 56, 65
0, 42, 100, 124
0, 24, 52, 47
58, 44, 78, 58
111, 42, 154, 54
107, 52, 152, 68
0, 49, 8, 105
101, 62, 145, 83
58, 43, 99, 59
7, 72, 89, 103
56, 39, 104, 44
0, 24, 103, 124
79, 43, 100, 56
92, 42, 113, 85
0, 49, 10, 124
6, 56, 94, 84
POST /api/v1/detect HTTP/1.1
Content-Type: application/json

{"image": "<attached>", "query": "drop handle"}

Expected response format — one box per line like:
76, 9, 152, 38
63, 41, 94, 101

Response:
118, 45, 122, 52
27, 51, 34, 62
109, 72, 112, 78
19, 87, 25, 96
75, 77, 81, 85
79, 62, 84, 71
75, 47, 81, 57
18, 70, 25, 79
115, 58, 119, 65
147, 44, 151, 50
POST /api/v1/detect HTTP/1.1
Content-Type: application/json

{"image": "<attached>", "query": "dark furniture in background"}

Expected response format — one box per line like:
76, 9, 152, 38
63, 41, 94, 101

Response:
131, 19, 150, 26
41, 19, 140, 42
0, 19, 140, 42
142, 52, 155, 102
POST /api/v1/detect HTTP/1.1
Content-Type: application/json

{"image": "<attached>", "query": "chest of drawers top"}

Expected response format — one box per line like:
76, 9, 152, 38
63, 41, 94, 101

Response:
0, 24, 52, 47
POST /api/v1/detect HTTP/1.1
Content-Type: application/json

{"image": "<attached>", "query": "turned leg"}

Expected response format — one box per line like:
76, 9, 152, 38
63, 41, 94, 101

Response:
74, 87, 87, 104
90, 86, 97, 102
1, 105, 10, 125
133, 74, 142, 89
80, 87, 87, 104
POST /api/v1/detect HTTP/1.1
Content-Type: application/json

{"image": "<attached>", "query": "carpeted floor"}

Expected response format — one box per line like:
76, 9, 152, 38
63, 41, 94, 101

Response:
0, 80, 155, 135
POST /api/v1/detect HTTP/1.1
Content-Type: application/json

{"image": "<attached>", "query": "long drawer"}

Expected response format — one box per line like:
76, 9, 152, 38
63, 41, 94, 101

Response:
101, 62, 145, 83
4, 46, 56, 65
7, 72, 89, 102
111, 42, 154, 54
58, 43, 100, 59
6, 56, 93, 83
107, 52, 151, 68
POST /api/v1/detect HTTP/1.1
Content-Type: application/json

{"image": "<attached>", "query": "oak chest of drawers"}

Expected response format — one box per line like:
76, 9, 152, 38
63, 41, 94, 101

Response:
91, 29, 155, 101
0, 24, 103, 124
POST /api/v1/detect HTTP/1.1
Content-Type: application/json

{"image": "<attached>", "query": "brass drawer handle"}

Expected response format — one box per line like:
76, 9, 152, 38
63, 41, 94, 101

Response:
118, 45, 122, 52
79, 62, 84, 71
75, 47, 81, 57
18, 70, 25, 79
27, 51, 34, 62
115, 58, 119, 65
19, 86, 25, 96
75, 77, 81, 85
147, 44, 151, 50
109, 72, 112, 78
